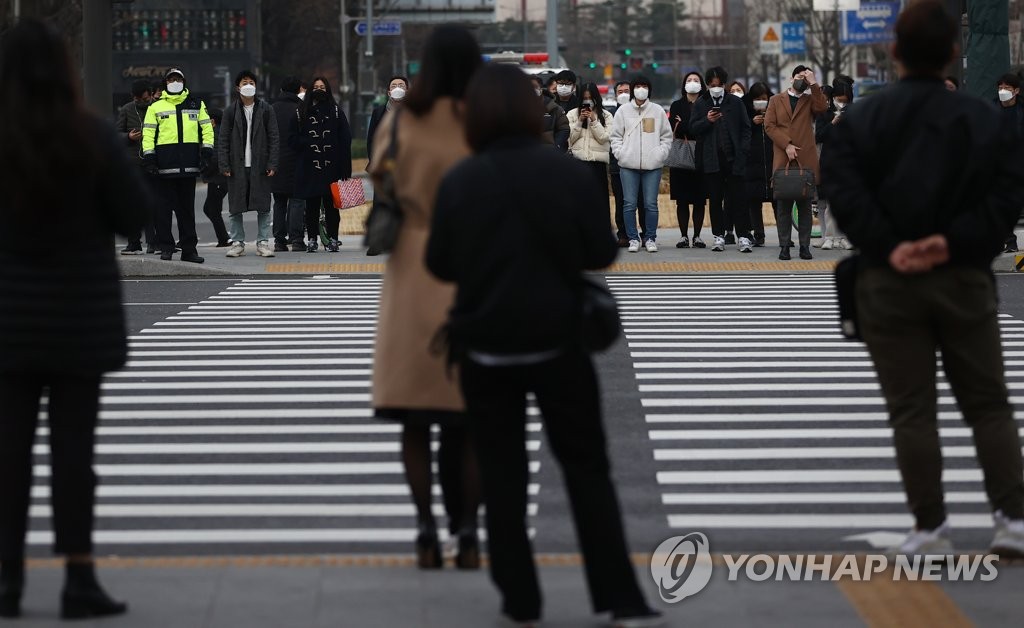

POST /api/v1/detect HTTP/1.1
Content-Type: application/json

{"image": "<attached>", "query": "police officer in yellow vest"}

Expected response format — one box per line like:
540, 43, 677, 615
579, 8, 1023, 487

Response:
142, 68, 214, 263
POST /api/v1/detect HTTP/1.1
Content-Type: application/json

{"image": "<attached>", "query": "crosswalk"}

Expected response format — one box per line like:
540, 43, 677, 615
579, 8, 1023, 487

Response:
29, 278, 542, 552
606, 274, 1024, 536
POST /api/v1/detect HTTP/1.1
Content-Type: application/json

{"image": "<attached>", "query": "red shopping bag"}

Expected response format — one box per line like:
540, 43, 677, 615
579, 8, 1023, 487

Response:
330, 178, 366, 210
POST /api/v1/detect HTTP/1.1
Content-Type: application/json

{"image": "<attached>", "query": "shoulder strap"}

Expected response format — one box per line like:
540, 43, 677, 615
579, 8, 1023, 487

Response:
387, 110, 400, 159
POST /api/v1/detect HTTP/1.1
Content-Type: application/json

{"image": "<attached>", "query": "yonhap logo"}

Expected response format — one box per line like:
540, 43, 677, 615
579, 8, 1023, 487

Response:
650, 532, 713, 603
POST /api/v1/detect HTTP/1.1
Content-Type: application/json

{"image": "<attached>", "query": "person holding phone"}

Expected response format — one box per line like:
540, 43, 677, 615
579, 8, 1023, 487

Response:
742, 82, 775, 247
115, 79, 156, 255
567, 82, 614, 210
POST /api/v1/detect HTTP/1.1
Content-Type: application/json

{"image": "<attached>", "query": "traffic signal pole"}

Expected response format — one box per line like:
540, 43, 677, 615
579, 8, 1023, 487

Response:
546, 0, 558, 66
83, 0, 113, 116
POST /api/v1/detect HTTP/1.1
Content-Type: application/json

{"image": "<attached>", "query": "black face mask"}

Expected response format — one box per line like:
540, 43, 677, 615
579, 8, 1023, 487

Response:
793, 79, 808, 93
311, 89, 328, 103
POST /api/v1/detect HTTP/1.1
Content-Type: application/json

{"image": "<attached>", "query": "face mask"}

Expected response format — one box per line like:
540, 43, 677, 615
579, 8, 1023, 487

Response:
556, 84, 574, 98
835, 101, 847, 111
297, 92, 305, 100
166, 81, 184, 94
684, 81, 702, 94
616, 92, 631, 106
633, 87, 649, 102
731, 91, 744, 98
708, 86, 725, 99
753, 99, 769, 111
239, 84, 256, 98
999, 89, 1015, 102
535, 88, 543, 97
312, 89, 327, 102
793, 79, 808, 93
390, 87, 406, 101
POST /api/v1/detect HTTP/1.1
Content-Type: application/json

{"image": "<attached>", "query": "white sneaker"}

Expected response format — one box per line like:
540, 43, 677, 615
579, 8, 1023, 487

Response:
820, 238, 834, 250
691, 236, 706, 249
644, 239, 658, 253
990, 510, 1024, 559
225, 242, 245, 257
256, 241, 276, 258
839, 238, 855, 250
738, 237, 753, 253
886, 519, 953, 559
627, 240, 641, 252
711, 236, 725, 252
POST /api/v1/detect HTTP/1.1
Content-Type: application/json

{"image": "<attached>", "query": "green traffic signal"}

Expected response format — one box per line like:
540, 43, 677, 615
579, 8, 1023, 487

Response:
651, 62, 659, 69
624, 48, 632, 56
589, 62, 597, 69
620, 63, 627, 70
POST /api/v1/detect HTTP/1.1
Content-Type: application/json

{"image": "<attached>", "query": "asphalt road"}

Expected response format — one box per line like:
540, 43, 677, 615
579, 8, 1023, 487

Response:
22, 273, 1024, 559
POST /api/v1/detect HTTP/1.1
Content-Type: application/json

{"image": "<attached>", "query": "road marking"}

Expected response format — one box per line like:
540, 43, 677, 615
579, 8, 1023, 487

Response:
652, 445, 1022, 460
648, 428, 1021, 439
33, 462, 543, 476
661, 491, 986, 505
656, 469, 982, 484
666, 513, 996, 529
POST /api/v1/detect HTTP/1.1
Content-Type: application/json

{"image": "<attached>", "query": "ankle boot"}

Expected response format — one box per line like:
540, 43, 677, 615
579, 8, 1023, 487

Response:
455, 527, 481, 570
414, 524, 442, 570
0, 558, 24, 618
799, 245, 813, 260
61, 561, 127, 620
778, 246, 791, 261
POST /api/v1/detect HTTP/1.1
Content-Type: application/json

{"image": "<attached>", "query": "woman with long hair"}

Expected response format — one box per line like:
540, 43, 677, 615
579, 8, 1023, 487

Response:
290, 76, 353, 252
567, 82, 614, 208
0, 20, 151, 619
742, 81, 775, 247
369, 25, 483, 570
669, 71, 708, 248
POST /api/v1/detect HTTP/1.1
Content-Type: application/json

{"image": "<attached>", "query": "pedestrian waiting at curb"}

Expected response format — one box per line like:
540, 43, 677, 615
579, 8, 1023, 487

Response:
742, 82, 775, 247
995, 72, 1024, 253
814, 78, 854, 252
669, 72, 708, 249
219, 69, 280, 259
270, 76, 307, 252
567, 81, 613, 213
609, 81, 649, 246
426, 63, 663, 628
821, 0, 1024, 560
0, 19, 152, 620
116, 78, 156, 255
202, 107, 231, 247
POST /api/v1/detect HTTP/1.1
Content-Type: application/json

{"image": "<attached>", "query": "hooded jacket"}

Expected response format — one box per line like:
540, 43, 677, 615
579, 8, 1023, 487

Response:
609, 99, 672, 171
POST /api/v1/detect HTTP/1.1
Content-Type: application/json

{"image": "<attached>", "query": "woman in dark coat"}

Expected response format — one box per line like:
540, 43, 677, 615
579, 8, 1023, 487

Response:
426, 64, 660, 628
289, 76, 353, 252
0, 20, 150, 620
668, 71, 708, 248
742, 82, 775, 247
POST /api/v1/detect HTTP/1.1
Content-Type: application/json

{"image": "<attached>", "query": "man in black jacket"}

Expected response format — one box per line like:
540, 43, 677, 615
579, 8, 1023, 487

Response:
116, 79, 156, 254
821, 0, 1024, 559
271, 77, 306, 252
995, 72, 1024, 253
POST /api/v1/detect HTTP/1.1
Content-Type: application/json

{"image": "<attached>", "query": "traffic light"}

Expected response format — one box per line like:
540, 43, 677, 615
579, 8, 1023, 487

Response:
588, 61, 597, 69
651, 62, 659, 69
624, 48, 632, 56
620, 62, 627, 70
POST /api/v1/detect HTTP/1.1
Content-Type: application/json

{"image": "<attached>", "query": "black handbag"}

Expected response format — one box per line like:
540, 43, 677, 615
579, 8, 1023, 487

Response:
363, 111, 403, 252
834, 254, 861, 340
771, 159, 816, 201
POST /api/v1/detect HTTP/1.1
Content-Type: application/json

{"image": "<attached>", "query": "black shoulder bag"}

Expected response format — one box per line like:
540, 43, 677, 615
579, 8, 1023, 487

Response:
364, 111, 404, 252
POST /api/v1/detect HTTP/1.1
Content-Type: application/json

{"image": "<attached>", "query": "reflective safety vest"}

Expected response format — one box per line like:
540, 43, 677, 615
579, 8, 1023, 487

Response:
141, 88, 214, 178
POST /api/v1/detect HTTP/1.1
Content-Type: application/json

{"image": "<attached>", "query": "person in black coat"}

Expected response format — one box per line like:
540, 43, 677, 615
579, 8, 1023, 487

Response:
0, 19, 150, 620
271, 76, 307, 251
689, 66, 753, 252
365, 76, 408, 256
425, 64, 660, 628
814, 79, 854, 250
289, 76, 353, 252
669, 72, 708, 248
742, 82, 775, 247
201, 107, 230, 247
995, 72, 1024, 252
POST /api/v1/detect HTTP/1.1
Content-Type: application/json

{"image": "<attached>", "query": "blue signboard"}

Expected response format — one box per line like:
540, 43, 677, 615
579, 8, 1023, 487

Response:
354, 21, 402, 37
841, 2, 900, 45
782, 22, 806, 56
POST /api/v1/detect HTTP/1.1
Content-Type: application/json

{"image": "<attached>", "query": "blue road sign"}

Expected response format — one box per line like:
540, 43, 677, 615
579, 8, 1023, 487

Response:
782, 22, 806, 56
354, 21, 402, 37
841, 2, 900, 45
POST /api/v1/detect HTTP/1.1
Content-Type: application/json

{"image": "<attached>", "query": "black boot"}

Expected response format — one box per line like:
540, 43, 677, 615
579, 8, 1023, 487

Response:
414, 523, 442, 570
799, 245, 813, 260
61, 561, 127, 620
0, 558, 24, 619
779, 246, 791, 261
454, 527, 481, 570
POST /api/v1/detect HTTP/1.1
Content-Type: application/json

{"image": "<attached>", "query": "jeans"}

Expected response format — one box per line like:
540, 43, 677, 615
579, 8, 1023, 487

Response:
228, 211, 272, 244
272, 193, 306, 245
619, 167, 660, 242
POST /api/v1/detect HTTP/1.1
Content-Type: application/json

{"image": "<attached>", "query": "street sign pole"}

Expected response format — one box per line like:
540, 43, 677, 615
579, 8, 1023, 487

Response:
546, 0, 558, 67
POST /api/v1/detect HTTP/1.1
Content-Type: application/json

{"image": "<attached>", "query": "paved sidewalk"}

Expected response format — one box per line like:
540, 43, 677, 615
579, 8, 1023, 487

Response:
8, 554, 1023, 627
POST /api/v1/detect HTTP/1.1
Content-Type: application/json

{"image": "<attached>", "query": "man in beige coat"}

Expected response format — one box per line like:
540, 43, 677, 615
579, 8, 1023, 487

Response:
764, 64, 829, 260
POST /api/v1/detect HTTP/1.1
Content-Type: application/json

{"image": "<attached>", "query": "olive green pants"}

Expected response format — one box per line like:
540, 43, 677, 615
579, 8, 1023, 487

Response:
857, 266, 1024, 529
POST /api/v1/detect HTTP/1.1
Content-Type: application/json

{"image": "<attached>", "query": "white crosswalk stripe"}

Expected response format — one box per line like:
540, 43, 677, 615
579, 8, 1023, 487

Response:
29, 278, 544, 550
607, 273, 1024, 535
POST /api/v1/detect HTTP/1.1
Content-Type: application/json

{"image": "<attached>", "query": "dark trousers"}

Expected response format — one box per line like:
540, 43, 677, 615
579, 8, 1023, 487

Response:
273, 193, 306, 246
775, 198, 812, 248
581, 161, 611, 216
749, 197, 766, 241
153, 177, 198, 255
675, 200, 705, 238
460, 350, 646, 620
203, 182, 229, 245
610, 169, 646, 241
704, 169, 750, 240
128, 173, 158, 248
857, 267, 1024, 529
0, 373, 101, 559
303, 194, 338, 242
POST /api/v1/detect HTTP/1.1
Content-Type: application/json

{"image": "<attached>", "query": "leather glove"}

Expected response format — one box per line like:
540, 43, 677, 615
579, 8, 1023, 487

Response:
142, 154, 158, 175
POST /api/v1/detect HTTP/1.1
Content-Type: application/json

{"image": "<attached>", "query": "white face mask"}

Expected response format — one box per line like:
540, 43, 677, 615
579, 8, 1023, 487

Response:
684, 81, 702, 94
556, 84, 574, 98
166, 81, 184, 95
535, 88, 543, 97
390, 86, 406, 101
753, 99, 769, 111
708, 86, 725, 99
297, 92, 305, 100
239, 84, 256, 98
835, 101, 847, 111
633, 87, 649, 102
731, 91, 744, 98
616, 92, 631, 106
999, 89, 1015, 102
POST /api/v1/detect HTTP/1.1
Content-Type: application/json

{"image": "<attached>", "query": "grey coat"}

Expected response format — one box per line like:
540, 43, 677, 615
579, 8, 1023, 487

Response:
218, 98, 280, 215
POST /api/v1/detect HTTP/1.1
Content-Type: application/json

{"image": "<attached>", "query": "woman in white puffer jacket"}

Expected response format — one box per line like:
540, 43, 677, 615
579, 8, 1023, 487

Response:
567, 82, 614, 212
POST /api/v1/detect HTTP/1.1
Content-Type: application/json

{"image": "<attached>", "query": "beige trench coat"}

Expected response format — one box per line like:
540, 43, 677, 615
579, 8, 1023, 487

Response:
763, 85, 829, 184
369, 98, 468, 412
